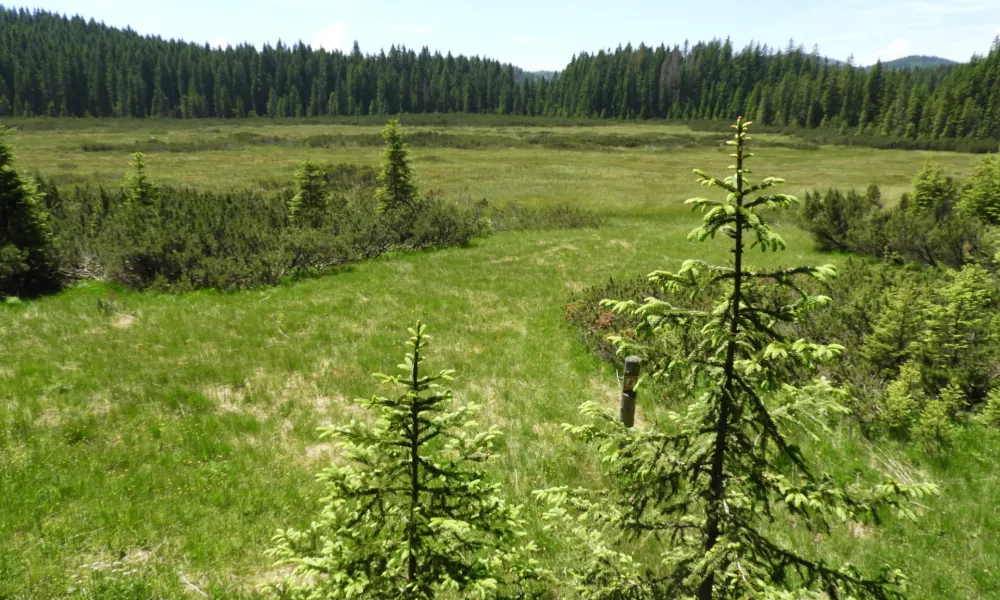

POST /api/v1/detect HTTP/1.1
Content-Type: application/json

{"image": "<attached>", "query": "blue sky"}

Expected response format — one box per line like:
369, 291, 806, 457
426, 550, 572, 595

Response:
17, 0, 1000, 70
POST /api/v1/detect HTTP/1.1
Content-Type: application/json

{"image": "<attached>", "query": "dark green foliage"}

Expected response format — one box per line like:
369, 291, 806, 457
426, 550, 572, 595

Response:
800, 184, 883, 251
571, 256, 1000, 444
3, 7, 1000, 146
95, 186, 296, 290
123, 152, 158, 207
879, 55, 959, 70
541, 119, 936, 599
288, 160, 328, 227
266, 322, 541, 598
0, 125, 60, 297
43, 154, 598, 291
794, 261, 1000, 439
375, 120, 417, 214
799, 165, 990, 269
45, 159, 479, 291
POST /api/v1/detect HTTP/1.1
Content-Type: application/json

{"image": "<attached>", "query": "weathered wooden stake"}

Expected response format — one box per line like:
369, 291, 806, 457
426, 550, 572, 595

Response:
620, 356, 640, 427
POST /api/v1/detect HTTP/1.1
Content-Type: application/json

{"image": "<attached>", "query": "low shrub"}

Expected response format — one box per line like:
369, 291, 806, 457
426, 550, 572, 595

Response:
799, 163, 995, 269
45, 169, 486, 291
569, 258, 1000, 442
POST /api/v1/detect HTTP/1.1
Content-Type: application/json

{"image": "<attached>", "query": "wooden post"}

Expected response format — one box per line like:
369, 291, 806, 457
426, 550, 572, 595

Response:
620, 356, 640, 427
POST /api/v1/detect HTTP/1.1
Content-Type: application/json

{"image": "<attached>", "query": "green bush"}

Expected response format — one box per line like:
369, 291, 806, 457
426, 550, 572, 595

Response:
799, 163, 992, 269
799, 184, 883, 251
0, 126, 60, 297
960, 150, 1000, 225
570, 257, 1000, 441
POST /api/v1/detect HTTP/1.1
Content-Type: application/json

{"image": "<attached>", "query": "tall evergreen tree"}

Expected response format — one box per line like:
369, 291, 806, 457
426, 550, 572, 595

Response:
287, 159, 327, 227
0, 125, 60, 297
374, 119, 417, 214
537, 119, 937, 599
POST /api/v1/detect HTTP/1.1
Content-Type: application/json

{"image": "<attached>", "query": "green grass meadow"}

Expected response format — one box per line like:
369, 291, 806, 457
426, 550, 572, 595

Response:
1, 118, 997, 598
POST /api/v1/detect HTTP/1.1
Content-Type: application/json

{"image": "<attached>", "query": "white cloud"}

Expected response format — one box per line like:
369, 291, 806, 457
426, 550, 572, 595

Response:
863, 38, 911, 64
995, 24, 1000, 34
210, 37, 228, 49
379, 24, 430, 36
313, 22, 347, 52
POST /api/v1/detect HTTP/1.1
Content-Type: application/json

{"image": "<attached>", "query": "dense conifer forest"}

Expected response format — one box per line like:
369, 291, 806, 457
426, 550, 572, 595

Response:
2, 7, 999, 141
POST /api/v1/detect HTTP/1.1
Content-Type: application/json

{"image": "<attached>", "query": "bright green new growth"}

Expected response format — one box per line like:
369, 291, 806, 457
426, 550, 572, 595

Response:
288, 159, 328, 226
982, 388, 1000, 428
915, 263, 997, 396
123, 152, 158, 207
959, 149, 1000, 225
375, 119, 417, 214
907, 161, 958, 215
266, 322, 539, 599
538, 118, 937, 600
0, 125, 59, 298
861, 282, 927, 376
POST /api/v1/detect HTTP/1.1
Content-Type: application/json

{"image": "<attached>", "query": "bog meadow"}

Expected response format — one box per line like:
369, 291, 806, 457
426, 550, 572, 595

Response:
2, 6, 1000, 600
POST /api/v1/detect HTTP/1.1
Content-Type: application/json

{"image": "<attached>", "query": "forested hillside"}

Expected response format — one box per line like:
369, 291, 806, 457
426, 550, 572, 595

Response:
2, 7, 999, 140
881, 55, 959, 70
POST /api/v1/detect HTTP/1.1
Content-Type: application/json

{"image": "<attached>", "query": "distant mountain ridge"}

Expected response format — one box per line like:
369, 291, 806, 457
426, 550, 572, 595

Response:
880, 55, 959, 70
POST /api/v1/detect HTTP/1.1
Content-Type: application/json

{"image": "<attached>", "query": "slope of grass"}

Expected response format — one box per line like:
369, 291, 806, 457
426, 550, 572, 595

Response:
0, 119, 995, 598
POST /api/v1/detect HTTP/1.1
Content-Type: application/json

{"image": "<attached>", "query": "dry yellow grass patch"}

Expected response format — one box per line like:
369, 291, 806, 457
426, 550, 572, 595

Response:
111, 314, 137, 329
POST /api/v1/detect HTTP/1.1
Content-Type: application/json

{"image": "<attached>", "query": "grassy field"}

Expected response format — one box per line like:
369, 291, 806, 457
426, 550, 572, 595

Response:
1, 118, 997, 599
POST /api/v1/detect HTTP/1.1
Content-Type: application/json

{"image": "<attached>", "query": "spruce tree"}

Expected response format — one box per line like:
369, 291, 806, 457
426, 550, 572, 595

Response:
267, 322, 540, 599
0, 125, 60, 297
860, 281, 928, 376
288, 160, 328, 227
375, 119, 417, 214
122, 152, 158, 207
908, 161, 958, 216
537, 118, 937, 600
915, 264, 998, 397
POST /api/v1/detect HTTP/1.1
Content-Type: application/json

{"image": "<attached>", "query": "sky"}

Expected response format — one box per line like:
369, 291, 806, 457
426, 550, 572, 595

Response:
16, 0, 1000, 71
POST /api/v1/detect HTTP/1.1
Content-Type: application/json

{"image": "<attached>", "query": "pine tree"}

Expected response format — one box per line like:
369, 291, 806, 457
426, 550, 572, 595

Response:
916, 264, 998, 396
0, 125, 60, 297
879, 361, 924, 435
536, 118, 937, 600
375, 119, 417, 214
287, 160, 327, 227
909, 161, 959, 215
914, 383, 963, 449
122, 152, 158, 207
266, 322, 540, 598
861, 281, 928, 376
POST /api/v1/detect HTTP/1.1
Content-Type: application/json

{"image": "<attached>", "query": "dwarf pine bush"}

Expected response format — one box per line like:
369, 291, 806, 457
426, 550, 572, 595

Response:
537, 118, 937, 600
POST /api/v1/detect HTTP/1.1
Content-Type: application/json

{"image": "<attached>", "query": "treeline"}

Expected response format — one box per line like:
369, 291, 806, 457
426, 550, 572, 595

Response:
3, 7, 1000, 142
0, 8, 547, 119
558, 40, 1000, 139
